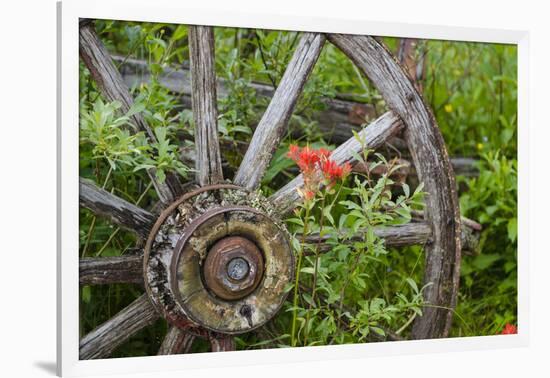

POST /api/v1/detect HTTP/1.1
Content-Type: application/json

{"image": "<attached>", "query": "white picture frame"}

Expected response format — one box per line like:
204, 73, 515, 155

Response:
57, 0, 529, 376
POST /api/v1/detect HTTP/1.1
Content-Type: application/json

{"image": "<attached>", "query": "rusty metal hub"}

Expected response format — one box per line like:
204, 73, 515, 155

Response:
143, 184, 294, 335
203, 236, 264, 301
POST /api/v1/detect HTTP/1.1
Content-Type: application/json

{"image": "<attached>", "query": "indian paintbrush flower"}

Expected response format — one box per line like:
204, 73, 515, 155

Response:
287, 144, 351, 200
501, 323, 517, 335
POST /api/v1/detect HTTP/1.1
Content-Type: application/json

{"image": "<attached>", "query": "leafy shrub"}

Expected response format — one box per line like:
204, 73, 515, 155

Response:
454, 152, 517, 335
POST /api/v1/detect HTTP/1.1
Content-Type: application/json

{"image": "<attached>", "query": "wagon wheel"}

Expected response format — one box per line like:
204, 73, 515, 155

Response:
78, 21, 461, 359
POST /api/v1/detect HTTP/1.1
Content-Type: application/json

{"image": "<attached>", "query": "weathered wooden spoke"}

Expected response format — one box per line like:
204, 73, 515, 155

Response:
301, 221, 478, 254
270, 111, 403, 214
80, 255, 143, 286
209, 333, 236, 352
188, 25, 224, 186
79, 20, 182, 204
158, 327, 196, 355
79, 177, 155, 238
234, 33, 326, 190
303, 223, 431, 253
328, 34, 461, 339
79, 294, 159, 359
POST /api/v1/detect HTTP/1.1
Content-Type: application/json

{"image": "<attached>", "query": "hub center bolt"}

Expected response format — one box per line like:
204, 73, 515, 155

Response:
227, 257, 249, 281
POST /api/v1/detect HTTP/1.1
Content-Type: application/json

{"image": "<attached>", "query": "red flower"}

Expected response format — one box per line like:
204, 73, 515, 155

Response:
303, 190, 315, 200
287, 144, 301, 162
288, 145, 322, 175
287, 144, 351, 199
317, 148, 332, 160
343, 162, 351, 177
321, 159, 351, 187
501, 323, 517, 335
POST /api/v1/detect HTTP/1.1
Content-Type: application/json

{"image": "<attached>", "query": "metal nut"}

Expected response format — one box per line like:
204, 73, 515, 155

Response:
203, 236, 264, 300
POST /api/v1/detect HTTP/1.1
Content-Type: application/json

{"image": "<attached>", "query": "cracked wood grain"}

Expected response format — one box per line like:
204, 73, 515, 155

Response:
188, 25, 224, 186
79, 177, 155, 239
209, 333, 236, 352
158, 327, 196, 355
80, 255, 144, 286
234, 33, 326, 190
116, 55, 481, 179
79, 294, 159, 359
302, 221, 478, 254
115, 54, 376, 145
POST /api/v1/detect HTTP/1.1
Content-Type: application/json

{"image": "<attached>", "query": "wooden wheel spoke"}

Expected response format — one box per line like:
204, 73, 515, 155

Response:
80, 177, 155, 238
80, 254, 143, 286
79, 294, 159, 359
302, 223, 432, 252
328, 34, 461, 339
234, 33, 326, 190
301, 221, 479, 254
270, 111, 403, 214
188, 26, 223, 186
79, 21, 182, 203
208, 333, 236, 352
158, 327, 196, 355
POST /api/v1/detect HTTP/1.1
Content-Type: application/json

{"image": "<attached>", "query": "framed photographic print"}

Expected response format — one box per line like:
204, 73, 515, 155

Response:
57, 0, 529, 376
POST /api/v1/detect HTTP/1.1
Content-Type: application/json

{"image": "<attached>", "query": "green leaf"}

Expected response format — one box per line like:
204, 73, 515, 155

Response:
126, 101, 146, 118
405, 278, 419, 294
263, 147, 295, 183
323, 204, 335, 226
402, 183, 410, 198
81, 286, 91, 304
172, 25, 187, 41
507, 217, 517, 242
472, 254, 501, 271
370, 326, 385, 336
283, 282, 294, 293
155, 168, 166, 183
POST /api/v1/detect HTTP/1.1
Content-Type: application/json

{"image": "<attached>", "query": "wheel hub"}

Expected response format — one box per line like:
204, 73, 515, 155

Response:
143, 184, 294, 335
203, 236, 264, 301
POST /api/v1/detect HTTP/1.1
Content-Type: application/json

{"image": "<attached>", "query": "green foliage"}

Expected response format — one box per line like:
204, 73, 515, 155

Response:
215, 44, 258, 141
424, 41, 518, 158
453, 152, 517, 336
80, 97, 189, 183
78, 20, 518, 356
79, 99, 146, 171
277, 149, 427, 347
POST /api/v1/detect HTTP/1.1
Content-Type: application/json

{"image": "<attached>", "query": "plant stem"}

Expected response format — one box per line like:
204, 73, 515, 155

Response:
254, 31, 278, 88
337, 250, 363, 314
290, 202, 311, 347
81, 166, 113, 258
81, 216, 97, 258
95, 228, 121, 257
303, 195, 326, 345
396, 312, 417, 335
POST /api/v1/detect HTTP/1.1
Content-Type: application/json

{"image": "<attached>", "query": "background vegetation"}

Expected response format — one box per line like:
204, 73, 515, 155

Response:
79, 20, 517, 355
